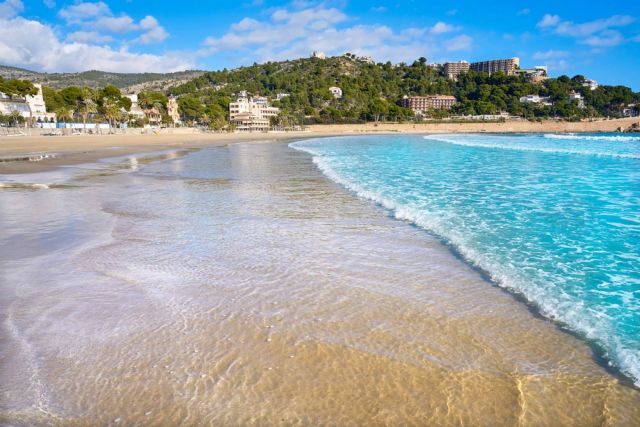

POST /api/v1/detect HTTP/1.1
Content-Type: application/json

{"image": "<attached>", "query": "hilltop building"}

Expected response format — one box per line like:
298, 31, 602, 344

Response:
515, 66, 548, 83
583, 79, 599, 91
443, 61, 470, 80
229, 93, 279, 132
569, 91, 585, 109
470, 57, 520, 75
400, 95, 457, 114
329, 87, 343, 99
311, 51, 326, 59
519, 94, 552, 106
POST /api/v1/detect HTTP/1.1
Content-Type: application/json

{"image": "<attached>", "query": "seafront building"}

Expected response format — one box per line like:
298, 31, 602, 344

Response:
229, 93, 279, 132
167, 96, 181, 125
470, 57, 520, 76
0, 83, 56, 124
400, 95, 457, 114
443, 61, 470, 80
124, 94, 146, 120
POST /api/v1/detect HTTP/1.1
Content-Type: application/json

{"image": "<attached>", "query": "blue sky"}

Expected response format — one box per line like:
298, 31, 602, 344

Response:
1, 0, 639, 89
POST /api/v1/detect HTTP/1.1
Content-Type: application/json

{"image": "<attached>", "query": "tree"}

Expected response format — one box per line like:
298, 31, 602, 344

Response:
78, 88, 97, 132
55, 106, 73, 123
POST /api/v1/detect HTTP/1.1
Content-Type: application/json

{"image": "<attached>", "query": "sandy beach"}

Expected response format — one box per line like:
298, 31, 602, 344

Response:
1, 126, 640, 425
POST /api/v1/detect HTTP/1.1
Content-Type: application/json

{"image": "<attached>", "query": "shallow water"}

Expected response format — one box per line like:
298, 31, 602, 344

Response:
1, 141, 639, 425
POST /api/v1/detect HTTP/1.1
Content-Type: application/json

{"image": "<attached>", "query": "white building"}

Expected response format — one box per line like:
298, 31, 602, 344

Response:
583, 79, 599, 91
329, 86, 342, 99
26, 84, 57, 123
519, 94, 552, 106
569, 91, 585, 108
275, 93, 290, 101
124, 94, 146, 119
229, 94, 280, 132
311, 51, 326, 59
0, 83, 56, 124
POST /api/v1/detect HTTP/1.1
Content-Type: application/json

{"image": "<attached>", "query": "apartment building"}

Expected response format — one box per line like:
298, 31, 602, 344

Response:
229, 94, 279, 132
470, 57, 520, 75
400, 95, 457, 113
167, 96, 181, 125
443, 61, 470, 80
0, 83, 56, 123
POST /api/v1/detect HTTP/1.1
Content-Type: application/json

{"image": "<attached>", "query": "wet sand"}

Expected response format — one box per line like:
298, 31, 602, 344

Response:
1, 141, 639, 426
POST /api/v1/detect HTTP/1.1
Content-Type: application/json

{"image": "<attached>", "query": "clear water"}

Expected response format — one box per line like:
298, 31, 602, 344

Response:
291, 133, 640, 386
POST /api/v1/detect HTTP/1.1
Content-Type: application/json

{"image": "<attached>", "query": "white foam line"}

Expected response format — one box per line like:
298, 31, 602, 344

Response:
290, 139, 640, 387
422, 134, 640, 159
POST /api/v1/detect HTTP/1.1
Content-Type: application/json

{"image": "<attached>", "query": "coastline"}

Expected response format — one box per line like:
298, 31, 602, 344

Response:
1, 140, 638, 424
1, 117, 639, 174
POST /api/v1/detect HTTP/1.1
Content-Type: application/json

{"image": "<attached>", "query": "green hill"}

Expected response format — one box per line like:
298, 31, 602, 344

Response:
0, 65, 204, 91
168, 55, 640, 123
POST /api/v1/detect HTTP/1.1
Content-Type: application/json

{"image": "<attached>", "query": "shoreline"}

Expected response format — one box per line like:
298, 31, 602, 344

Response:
1, 117, 639, 174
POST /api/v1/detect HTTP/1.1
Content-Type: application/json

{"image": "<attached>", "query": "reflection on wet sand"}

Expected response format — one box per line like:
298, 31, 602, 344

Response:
1, 142, 638, 426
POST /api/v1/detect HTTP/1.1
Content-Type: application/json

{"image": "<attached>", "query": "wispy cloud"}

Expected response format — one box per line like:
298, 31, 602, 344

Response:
444, 34, 472, 51
517, 8, 530, 16
203, 5, 462, 64
538, 13, 635, 47
430, 21, 460, 35
58, 1, 168, 44
532, 50, 569, 60
0, 0, 23, 19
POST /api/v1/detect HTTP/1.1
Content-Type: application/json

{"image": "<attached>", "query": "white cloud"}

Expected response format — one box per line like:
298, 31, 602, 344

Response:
94, 15, 136, 33
583, 30, 624, 47
538, 14, 560, 28
537, 13, 635, 48
67, 30, 114, 43
444, 34, 472, 51
532, 50, 569, 60
203, 5, 463, 64
59, 1, 111, 23
0, 16, 192, 72
134, 15, 168, 44
0, 0, 23, 19
430, 21, 460, 35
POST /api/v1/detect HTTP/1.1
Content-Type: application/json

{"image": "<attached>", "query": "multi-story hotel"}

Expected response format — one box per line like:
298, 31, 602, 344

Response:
0, 83, 57, 124
470, 57, 520, 75
400, 95, 457, 113
443, 61, 470, 80
229, 94, 279, 132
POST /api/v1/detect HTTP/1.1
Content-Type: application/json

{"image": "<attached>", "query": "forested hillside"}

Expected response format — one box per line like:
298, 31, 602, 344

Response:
0, 65, 204, 90
168, 55, 640, 124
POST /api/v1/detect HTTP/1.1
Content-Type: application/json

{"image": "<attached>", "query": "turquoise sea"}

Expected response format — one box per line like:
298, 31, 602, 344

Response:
291, 133, 640, 386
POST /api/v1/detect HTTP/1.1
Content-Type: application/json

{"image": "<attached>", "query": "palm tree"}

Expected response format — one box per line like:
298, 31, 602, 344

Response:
55, 106, 72, 124
78, 88, 97, 132
104, 100, 122, 129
